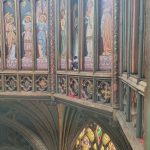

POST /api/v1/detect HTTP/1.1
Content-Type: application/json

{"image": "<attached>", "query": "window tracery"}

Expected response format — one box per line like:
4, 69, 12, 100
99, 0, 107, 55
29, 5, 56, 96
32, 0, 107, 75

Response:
74, 122, 116, 150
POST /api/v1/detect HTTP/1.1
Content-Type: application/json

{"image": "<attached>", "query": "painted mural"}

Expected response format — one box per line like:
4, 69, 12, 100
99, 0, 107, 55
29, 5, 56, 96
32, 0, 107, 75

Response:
60, 0, 67, 70
75, 122, 116, 150
0, 7, 2, 69
20, 0, 33, 69
99, 0, 113, 70
36, 0, 48, 70
70, 0, 79, 71
0, 12, 1, 69
4, 0, 17, 69
0, 40, 1, 69
84, 0, 94, 70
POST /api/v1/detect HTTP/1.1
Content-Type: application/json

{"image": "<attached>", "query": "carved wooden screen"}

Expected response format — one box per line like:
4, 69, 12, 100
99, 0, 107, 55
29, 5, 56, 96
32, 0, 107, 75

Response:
56, 0, 114, 105
0, 0, 53, 93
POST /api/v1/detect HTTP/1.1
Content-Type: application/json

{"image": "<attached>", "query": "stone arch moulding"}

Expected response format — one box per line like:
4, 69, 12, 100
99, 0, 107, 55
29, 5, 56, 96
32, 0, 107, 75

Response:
0, 116, 48, 150
0, 147, 22, 150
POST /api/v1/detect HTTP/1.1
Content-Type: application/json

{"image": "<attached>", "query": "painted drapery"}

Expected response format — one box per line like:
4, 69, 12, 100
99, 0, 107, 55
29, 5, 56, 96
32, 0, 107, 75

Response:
83, 0, 94, 70
36, 0, 48, 70
20, 0, 33, 69
70, 0, 79, 71
99, 0, 113, 70
4, 0, 17, 69
60, 0, 67, 70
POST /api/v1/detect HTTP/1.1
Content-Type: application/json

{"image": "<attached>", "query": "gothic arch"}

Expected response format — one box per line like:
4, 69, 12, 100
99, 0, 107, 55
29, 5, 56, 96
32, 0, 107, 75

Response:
60, 105, 132, 150
73, 121, 117, 150
70, 119, 129, 150
0, 101, 59, 150
0, 147, 24, 150
0, 116, 48, 150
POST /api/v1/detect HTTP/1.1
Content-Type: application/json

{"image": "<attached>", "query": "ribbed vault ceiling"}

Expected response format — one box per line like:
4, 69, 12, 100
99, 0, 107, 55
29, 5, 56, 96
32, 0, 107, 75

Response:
0, 100, 132, 150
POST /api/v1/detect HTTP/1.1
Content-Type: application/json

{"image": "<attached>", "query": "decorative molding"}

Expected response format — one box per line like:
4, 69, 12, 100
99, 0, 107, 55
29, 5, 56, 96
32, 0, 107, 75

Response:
5, 75, 17, 92
35, 75, 48, 92
97, 80, 111, 103
20, 75, 32, 92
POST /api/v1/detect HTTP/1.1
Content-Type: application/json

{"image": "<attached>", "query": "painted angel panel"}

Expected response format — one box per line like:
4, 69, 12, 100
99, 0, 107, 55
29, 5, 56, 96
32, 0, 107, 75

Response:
20, 0, 33, 69
36, 0, 48, 70
83, 0, 94, 71
70, 0, 79, 71
99, 0, 113, 70
0, 42, 1, 70
60, 0, 67, 70
0, 12, 1, 69
4, 0, 17, 69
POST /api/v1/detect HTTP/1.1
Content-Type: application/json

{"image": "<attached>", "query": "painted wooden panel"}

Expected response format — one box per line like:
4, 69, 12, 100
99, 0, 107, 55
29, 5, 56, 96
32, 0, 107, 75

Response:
83, 0, 94, 71
69, 0, 79, 71
0, 9, 1, 70
99, 0, 113, 70
20, 0, 33, 69
36, 0, 48, 70
60, 0, 67, 70
4, 0, 17, 69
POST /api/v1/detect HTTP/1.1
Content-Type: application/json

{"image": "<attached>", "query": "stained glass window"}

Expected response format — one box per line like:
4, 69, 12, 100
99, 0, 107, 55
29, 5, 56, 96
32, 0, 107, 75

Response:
74, 122, 116, 150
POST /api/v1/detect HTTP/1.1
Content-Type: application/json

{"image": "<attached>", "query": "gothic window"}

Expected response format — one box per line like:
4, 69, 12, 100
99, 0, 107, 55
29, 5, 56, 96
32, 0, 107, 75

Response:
74, 122, 116, 150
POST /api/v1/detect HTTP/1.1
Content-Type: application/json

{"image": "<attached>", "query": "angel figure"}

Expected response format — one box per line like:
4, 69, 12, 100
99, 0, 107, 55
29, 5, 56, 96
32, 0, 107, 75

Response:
5, 12, 16, 60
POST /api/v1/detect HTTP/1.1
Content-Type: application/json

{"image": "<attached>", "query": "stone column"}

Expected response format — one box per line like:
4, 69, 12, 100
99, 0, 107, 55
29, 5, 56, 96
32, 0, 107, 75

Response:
112, 0, 120, 108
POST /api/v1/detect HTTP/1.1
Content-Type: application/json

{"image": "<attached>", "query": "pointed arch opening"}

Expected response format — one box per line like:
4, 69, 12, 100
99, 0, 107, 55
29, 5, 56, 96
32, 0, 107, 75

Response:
73, 121, 117, 150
